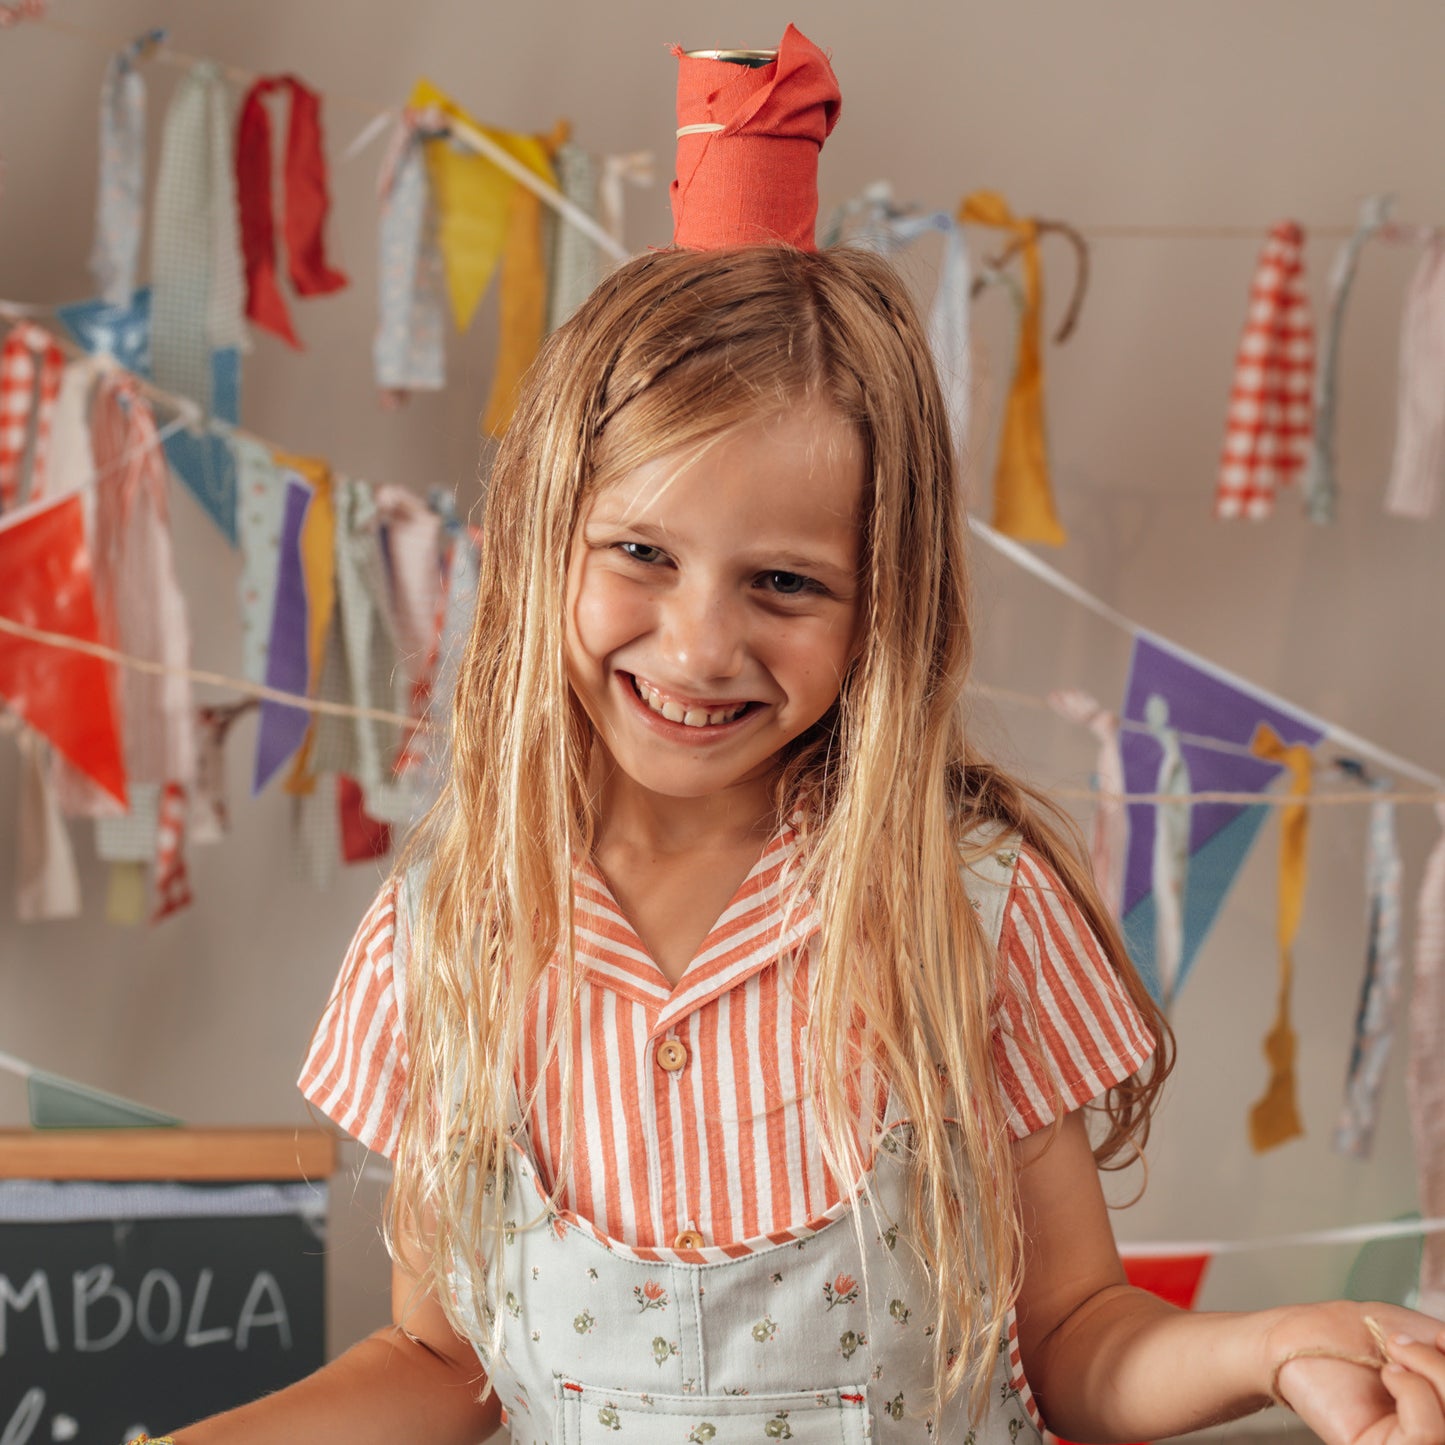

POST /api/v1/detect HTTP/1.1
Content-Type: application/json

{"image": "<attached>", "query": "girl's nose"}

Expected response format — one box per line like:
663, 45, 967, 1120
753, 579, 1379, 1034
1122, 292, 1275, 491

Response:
658, 582, 745, 681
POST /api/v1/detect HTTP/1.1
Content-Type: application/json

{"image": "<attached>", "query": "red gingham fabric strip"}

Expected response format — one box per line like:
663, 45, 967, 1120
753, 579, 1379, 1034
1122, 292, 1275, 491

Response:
1216, 221, 1315, 520
0, 323, 66, 511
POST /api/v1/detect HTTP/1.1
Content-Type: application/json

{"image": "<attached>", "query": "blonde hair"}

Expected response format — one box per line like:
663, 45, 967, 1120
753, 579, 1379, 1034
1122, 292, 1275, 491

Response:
387, 245, 1172, 1419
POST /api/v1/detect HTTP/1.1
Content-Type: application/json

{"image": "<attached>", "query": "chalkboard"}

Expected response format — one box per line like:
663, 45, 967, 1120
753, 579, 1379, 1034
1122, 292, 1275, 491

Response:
0, 1180, 327, 1445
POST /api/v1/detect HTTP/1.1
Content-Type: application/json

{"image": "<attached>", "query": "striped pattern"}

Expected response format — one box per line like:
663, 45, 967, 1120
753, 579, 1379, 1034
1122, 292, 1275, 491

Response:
1216, 221, 1315, 520
301, 834, 1153, 1255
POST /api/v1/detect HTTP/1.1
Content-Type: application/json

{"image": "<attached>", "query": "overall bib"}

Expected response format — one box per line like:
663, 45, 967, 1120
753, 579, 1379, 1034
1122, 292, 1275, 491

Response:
452, 842, 1042, 1444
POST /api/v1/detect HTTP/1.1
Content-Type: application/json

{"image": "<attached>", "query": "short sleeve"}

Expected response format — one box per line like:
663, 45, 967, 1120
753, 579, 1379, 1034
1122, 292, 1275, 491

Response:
297, 878, 410, 1158
990, 847, 1155, 1139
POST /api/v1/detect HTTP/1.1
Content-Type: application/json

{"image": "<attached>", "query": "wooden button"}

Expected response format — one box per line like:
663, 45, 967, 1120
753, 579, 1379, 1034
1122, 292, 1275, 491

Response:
673, 1229, 705, 1250
656, 1039, 689, 1072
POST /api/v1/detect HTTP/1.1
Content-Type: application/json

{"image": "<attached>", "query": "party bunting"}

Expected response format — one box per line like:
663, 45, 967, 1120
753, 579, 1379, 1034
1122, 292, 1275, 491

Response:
1408, 805, 1445, 1315
1145, 694, 1191, 1012
408, 80, 556, 435
1118, 635, 1325, 1008
16, 728, 81, 922
88, 372, 196, 791
1334, 765, 1404, 1159
957, 190, 1067, 545
409, 79, 553, 331
840, 188, 975, 466
89, 30, 163, 309
55, 288, 240, 540
253, 474, 313, 794
1215, 221, 1314, 520
235, 75, 349, 348
274, 452, 337, 796
1247, 724, 1315, 1153
0, 322, 65, 510
1304, 195, 1392, 524
0, 493, 126, 803
149, 62, 246, 413
1049, 689, 1126, 920
374, 107, 447, 395
150, 779, 193, 922
1384, 236, 1445, 520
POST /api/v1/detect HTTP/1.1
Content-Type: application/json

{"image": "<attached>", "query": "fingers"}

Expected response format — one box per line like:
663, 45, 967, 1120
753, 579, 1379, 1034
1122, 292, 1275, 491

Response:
1381, 1333, 1445, 1443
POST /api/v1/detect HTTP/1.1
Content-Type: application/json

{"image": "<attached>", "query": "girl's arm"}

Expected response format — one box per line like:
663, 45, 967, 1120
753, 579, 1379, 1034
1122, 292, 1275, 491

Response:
157, 1217, 501, 1444
1014, 1110, 1445, 1445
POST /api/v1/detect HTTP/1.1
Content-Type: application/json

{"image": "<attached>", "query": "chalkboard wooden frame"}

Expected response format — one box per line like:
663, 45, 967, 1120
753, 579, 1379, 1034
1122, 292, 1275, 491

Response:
0, 1128, 339, 1445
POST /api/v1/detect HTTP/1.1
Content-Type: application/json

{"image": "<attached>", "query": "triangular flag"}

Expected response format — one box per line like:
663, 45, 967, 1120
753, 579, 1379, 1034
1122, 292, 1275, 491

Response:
0, 494, 126, 804
1119, 635, 1324, 1005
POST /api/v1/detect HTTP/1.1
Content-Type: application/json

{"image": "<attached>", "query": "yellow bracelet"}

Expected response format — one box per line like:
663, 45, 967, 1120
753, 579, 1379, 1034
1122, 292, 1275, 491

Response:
126, 1437, 176, 1444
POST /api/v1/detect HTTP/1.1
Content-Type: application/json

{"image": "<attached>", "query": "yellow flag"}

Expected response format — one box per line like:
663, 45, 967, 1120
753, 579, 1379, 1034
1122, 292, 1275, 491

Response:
410, 79, 555, 334
274, 451, 336, 797
958, 190, 1066, 547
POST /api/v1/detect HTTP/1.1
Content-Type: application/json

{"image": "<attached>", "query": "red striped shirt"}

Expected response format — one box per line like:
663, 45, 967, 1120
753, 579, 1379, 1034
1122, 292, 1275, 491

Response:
299, 833, 1154, 1251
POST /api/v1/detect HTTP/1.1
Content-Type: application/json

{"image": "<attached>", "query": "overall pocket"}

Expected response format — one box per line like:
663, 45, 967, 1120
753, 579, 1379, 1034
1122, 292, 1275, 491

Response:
555, 1380, 872, 1443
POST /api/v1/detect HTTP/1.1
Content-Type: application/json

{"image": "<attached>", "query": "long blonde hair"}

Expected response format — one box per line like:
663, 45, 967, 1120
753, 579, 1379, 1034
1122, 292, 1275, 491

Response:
388, 245, 1172, 1419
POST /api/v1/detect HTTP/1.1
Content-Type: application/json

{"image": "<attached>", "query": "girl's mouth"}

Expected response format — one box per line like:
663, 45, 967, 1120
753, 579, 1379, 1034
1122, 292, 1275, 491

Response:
627, 674, 758, 729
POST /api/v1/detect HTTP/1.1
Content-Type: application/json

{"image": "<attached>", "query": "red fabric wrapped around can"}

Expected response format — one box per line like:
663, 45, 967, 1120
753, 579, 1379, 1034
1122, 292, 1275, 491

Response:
671, 24, 841, 251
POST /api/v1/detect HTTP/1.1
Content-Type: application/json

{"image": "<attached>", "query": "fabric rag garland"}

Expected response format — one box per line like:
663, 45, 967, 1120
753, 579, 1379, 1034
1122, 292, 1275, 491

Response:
1333, 765, 1404, 1159
1049, 689, 1126, 920
1145, 694, 1191, 1011
1409, 805, 1445, 1314
235, 75, 350, 348
1248, 724, 1314, 1153
1384, 234, 1445, 520
546, 141, 602, 333
1216, 222, 1315, 520
149, 61, 246, 411
1303, 195, 1392, 524
89, 30, 163, 310
16, 728, 81, 922
0, 322, 65, 510
374, 107, 447, 396
670, 25, 841, 252
0, 494, 127, 802
407, 79, 556, 435
957, 191, 1068, 546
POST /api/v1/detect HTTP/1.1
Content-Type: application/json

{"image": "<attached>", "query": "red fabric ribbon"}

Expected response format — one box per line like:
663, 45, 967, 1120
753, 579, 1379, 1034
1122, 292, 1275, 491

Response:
236, 75, 348, 347
671, 24, 841, 251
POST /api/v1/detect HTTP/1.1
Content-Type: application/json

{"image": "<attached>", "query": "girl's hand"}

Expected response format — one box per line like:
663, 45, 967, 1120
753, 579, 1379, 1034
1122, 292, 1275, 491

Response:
1269, 1302, 1445, 1445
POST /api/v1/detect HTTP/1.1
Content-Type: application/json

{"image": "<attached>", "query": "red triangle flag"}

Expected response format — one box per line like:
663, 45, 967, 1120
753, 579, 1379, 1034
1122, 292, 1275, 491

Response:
0, 495, 127, 804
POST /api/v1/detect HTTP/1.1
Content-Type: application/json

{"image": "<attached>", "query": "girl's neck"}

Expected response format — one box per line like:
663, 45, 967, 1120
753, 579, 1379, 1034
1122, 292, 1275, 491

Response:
592, 766, 778, 858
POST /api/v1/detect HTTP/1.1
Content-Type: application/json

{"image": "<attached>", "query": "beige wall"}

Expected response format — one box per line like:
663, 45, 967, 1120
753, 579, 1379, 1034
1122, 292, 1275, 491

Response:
1, 0, 1441, 1425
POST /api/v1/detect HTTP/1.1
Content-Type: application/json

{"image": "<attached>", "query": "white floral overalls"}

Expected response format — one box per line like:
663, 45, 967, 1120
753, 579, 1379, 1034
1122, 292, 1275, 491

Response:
451, 842, 1042, 1443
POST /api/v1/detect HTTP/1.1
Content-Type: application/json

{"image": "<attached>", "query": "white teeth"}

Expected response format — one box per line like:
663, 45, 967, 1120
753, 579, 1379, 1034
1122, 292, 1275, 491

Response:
635, 678, 747, 728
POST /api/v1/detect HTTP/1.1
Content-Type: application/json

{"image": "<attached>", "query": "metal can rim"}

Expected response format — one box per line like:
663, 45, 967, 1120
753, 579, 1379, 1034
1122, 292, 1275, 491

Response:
682, 48, 778, 65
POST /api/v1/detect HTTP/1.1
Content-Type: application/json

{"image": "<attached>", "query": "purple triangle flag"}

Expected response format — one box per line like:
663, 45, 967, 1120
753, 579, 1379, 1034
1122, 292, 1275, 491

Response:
252, 475, 313, 794
1120, 634, 1325, 1004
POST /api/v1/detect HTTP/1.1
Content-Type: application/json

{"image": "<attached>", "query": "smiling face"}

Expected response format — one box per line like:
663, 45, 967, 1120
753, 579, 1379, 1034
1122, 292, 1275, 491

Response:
564, 402, 867, 817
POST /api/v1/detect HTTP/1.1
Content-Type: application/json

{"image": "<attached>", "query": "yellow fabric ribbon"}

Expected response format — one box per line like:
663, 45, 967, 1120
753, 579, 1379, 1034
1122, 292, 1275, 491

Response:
409, 80, 557, 435
1248, 723, 1315, 1152
274, 451, 336, 797
105, 860, 147, 925
957, 190, 1066, 546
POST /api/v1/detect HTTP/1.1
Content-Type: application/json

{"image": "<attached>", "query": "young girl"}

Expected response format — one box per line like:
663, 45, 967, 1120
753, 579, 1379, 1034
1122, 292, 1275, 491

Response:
154, 244, 1445, 1443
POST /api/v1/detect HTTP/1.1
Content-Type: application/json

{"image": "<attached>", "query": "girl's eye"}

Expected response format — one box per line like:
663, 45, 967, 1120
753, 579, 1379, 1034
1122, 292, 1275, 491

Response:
760, 571, 820, 597
617, 542, 665, 564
